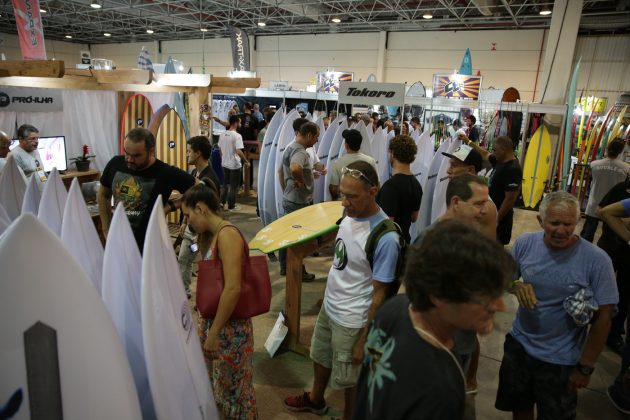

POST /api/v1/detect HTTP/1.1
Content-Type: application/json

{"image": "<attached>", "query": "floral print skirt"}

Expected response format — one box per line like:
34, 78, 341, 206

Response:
198, 317, 258, 419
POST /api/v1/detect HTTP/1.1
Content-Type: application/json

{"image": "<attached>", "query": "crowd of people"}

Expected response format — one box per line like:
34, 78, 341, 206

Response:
2, 104, 628, 420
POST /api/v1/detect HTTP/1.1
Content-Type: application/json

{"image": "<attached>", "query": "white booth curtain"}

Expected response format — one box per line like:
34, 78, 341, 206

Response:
0, 90, 175, 171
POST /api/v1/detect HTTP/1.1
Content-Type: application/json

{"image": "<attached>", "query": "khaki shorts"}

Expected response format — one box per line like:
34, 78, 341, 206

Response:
310, 306, 362, 389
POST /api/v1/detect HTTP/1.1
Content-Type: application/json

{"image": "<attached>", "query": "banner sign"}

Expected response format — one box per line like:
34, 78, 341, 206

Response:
316, 71, 353, 93
270, 80, 290, 91
432, 74, 482, 100
338, 82, 406, 106
228, 26, 250, 71
0, 87, 63, 112
11, 0, 47, 60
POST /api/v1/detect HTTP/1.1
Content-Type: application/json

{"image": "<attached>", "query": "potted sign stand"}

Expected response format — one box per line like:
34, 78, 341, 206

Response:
70, 144, 95, 172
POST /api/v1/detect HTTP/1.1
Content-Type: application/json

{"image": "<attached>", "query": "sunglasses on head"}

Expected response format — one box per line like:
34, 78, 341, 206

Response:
341, 166, 374, 186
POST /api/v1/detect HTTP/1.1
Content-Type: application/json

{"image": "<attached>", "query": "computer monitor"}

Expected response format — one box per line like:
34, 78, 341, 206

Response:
9, 136, 68, 172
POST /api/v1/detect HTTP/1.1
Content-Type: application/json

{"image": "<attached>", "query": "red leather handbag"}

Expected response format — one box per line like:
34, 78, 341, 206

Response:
196, 225, 271, 320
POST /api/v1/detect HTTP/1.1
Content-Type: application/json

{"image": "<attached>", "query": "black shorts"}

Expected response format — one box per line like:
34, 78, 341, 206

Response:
496, 211, 514, 245
495, 334, 577, 420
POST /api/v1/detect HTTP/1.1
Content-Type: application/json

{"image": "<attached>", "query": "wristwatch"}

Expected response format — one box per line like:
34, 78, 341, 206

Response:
576, 362, 594, 375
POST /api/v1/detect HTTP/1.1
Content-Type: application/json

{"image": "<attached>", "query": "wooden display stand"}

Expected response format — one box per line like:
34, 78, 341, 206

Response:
61, 169, 101, 189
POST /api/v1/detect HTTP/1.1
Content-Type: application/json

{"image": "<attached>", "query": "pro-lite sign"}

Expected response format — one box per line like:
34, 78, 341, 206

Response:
338, 82, 405, 106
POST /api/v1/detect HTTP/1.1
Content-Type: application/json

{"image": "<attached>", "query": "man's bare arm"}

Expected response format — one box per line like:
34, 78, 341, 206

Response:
97, 185, 113, 239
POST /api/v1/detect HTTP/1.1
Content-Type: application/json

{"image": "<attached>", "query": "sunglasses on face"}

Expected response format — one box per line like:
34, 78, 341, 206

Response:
341, 166, 374, 186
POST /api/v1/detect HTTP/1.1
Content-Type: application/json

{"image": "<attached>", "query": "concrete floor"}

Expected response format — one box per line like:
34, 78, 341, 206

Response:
201, 195, 626, 420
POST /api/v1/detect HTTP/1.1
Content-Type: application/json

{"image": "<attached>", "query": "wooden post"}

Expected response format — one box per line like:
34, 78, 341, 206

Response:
188, 87, 208, 137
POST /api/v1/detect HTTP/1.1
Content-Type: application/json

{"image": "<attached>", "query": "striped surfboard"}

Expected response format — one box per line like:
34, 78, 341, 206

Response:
120, 94, 154, 154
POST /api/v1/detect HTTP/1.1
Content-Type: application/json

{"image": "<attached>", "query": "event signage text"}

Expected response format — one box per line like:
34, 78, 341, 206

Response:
338, 82, 406, 106
0, 87, 63, 112
432, 74, 482, 100
228, 26, 250, 71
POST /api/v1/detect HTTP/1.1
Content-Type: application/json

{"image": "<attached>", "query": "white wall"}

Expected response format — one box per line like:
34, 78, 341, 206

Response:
0, 33, 87, 65
572, 34, 630, 107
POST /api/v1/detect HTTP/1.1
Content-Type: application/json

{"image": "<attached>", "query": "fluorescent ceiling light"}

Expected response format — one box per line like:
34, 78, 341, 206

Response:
422, 13, 433, 19
39, 9, 47, 13
103, 32, 111, 37
331, 17, 341, 23
257, 22, 266, 27
539, 6, 551, 15
146, 29, 154, 34
200, 28, 208, 32
91, 1, 102, 9
65, 35, 72, 39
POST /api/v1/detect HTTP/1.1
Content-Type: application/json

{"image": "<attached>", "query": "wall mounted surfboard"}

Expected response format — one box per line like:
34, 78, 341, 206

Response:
120, 93, 154, 154
522, 125, 551, 208
0, 214, 142, 420
141, 199, 218, 420
459, 48, 473, 76
148, 105, 188, 224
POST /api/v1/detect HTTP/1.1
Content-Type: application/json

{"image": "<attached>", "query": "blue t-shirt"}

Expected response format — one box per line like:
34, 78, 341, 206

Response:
510, 232, 618, 365
623, 198, 630, 216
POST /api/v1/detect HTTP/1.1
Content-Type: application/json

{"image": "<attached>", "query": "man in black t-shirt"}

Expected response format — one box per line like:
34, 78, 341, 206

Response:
466, 114, 480, 144
98, 128, 196, 252
237, 102, 258, 141
597, 181, 630, 353
488, 136, 522, 245
353, 220, 514, 420
377, 135, 422, 242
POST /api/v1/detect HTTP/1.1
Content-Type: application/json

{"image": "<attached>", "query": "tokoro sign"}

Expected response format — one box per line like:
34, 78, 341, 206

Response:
0, 87, 63, 112
338, 82, 405, 106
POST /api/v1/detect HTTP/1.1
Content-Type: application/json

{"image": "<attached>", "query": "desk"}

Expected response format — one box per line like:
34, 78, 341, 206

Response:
61, 169, 101, 189
243, 141, 260, 195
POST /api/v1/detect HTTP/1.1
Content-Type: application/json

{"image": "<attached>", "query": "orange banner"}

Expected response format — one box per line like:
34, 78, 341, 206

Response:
11, 0, 47, 60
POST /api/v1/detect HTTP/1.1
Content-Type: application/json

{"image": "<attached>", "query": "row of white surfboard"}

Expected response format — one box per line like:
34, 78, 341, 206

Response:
0, 154, 218, 419
256, 107, 463, 241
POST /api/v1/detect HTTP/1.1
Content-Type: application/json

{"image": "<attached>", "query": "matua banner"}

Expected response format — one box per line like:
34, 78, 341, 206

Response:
338, 82, 405, 106
0, 87, 63, 112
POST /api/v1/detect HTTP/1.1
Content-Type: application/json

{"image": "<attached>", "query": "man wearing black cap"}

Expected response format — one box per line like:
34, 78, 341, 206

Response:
329, 128, 377, 200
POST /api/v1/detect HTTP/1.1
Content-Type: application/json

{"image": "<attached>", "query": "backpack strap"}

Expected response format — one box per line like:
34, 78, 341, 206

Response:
365, 219, 403, 270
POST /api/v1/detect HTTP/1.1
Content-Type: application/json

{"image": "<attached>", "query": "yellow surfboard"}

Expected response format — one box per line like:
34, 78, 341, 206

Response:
249, 201, 344, 254
522, 125, 552, 208
119, 94, 153, 153
149, 105, 188, 224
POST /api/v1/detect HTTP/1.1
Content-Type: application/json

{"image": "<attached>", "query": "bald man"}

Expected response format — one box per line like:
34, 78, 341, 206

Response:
0, 130, 11, 174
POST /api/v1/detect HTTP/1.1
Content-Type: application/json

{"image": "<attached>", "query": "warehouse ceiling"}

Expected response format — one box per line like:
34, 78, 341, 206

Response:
0, 0, 628, 45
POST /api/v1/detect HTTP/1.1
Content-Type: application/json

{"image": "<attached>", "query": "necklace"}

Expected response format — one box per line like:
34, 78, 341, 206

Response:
408, 305, 466, 388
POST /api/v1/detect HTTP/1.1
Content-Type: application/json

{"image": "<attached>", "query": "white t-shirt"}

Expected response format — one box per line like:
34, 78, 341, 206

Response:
218, 130, 244, 170
585, 157, 630, 217
11, 146, 44, 177
324, 210, 400, 328
0, 157, 6, 175
330, 152, 378, 187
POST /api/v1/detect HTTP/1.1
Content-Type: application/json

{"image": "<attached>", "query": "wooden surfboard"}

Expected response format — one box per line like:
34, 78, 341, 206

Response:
249, 201, 344, 254
522, 125, 551, 208
120, 94, 154, 154
148, 105, 188, 224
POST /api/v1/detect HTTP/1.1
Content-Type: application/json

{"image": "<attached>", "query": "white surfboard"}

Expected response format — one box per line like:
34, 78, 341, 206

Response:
141, 199, 218, 420
273, 110, 299, 220
415, 131, 435, 189
0, 203, 10, 236
261, 117, 285, 225
324, 120, 349, 202
257, 108, 285, 226
0, 154, 27, 220
431, 139, 461, 224
0, 214, 142, 420
102, 204, 156, 420
372, 127, 390, 184
314, 117, 342, 204
357, 121, 374, 159
314, 117, 325, 153
415, 140, 451, 237
38, 168, 68, 237
21, 171, 42, 216
60, 178, 104, 294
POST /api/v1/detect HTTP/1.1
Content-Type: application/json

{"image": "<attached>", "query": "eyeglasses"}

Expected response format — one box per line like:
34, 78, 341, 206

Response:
341, 166, 374, 186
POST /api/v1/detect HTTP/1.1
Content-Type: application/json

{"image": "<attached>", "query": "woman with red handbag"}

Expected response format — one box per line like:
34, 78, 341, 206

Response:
181, 179, 258, 419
